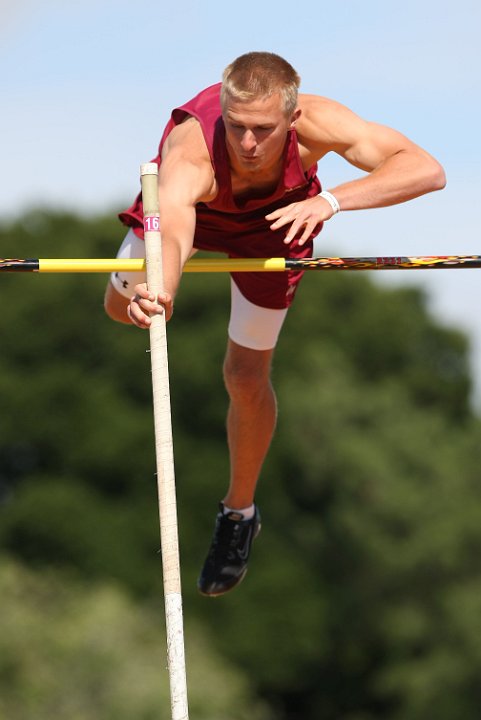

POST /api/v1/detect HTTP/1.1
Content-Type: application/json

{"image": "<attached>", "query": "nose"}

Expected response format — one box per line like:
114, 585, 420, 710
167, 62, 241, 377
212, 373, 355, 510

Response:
240, 130, 256, 152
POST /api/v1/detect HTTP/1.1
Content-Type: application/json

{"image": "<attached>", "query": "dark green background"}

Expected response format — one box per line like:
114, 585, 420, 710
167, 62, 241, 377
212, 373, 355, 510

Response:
1, 210, 481, 719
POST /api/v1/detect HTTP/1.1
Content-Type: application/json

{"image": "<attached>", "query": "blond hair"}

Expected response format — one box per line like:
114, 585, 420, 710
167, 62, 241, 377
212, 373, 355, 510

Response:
220, 51, 301, 116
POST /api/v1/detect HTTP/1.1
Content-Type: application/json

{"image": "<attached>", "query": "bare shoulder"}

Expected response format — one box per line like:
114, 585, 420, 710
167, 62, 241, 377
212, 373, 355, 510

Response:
296, 93, 430, 173
296, 93, 368, 153
160, 116, 217, 203
162, 116, 211, 161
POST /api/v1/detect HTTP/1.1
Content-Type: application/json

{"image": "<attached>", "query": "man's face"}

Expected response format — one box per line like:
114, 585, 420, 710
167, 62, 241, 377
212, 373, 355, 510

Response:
223, 92, 299, 174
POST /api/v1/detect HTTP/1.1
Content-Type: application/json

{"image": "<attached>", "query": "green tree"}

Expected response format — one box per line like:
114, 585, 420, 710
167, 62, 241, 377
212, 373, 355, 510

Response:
2, 211, 481, 719
0, 556, 272, 720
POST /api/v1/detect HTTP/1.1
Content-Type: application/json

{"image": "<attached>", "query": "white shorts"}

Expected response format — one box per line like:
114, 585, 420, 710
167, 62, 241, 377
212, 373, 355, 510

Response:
111, 229, 288, 350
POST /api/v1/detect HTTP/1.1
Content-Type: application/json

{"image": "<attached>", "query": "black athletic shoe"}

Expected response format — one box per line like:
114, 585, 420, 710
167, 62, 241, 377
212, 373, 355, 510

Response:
197, 503, 261, 597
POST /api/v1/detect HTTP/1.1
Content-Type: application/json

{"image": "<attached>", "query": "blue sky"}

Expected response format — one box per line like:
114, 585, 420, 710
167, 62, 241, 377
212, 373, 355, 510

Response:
2, 0, 481, 403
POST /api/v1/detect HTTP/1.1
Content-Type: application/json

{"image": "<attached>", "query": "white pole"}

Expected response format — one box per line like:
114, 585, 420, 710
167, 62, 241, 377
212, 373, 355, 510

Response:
140, 163, 189, 720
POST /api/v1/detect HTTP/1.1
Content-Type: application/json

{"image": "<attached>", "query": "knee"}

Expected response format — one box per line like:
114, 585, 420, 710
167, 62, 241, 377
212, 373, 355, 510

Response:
104, 282, 131, 324
223, 348, 273, 404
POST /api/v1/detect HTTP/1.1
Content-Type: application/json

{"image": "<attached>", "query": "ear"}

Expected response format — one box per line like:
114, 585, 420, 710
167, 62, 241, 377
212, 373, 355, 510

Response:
289, 108, 302, 128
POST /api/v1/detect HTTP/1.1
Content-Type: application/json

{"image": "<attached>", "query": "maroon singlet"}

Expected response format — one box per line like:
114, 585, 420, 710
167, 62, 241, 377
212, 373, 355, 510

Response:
119, 83, 323, 309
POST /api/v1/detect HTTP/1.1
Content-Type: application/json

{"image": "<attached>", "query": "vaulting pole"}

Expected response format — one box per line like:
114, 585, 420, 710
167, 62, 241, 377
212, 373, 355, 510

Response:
140, 163, 189, 720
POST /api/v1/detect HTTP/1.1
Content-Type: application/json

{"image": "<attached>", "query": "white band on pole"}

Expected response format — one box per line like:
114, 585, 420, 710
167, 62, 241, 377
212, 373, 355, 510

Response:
140, 163, 189, 720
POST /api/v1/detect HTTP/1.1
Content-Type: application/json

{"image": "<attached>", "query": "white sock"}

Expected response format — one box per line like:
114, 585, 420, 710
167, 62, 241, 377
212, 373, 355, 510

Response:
223, 503, 255, 520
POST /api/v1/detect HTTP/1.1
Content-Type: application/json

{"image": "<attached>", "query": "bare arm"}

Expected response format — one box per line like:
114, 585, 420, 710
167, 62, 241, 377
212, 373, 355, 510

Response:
267, 96, 446, 244
128, 118, 216, 328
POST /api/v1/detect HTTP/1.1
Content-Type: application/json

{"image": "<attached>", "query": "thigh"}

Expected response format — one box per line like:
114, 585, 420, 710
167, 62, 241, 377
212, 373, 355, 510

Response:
228, 280, 288, 351
110, 230, 199, 299
110, 229, 147, 299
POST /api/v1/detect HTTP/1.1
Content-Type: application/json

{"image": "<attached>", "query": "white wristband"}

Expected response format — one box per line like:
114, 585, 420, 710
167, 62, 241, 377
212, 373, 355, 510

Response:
318, 190, 341, 215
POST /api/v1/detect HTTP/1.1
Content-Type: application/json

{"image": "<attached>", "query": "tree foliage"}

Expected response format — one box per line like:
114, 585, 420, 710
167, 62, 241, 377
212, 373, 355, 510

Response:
1, 210, 481, 719
0, 556, 271, 720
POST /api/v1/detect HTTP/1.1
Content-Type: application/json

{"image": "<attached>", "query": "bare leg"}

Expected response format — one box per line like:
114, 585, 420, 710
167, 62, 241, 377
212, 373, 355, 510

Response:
104, 281, 132, 324
222, 339, 277, 509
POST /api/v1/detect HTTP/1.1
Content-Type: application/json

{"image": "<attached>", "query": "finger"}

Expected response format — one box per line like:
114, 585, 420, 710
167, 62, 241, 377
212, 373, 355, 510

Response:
265, 208, 282, 221
283, 216, 307, 244
127, 304, 151, 329
133, 282, 151, 299
297, 218, 318, 246
128, 294, 164, 328
131, 295, 154, 315
269, 213, 295, 231
157, 291, 172, 305
265, 203, 297, 224
142, 299, 165, 316
284, 216, 317, 245
135, 290, 167, 313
